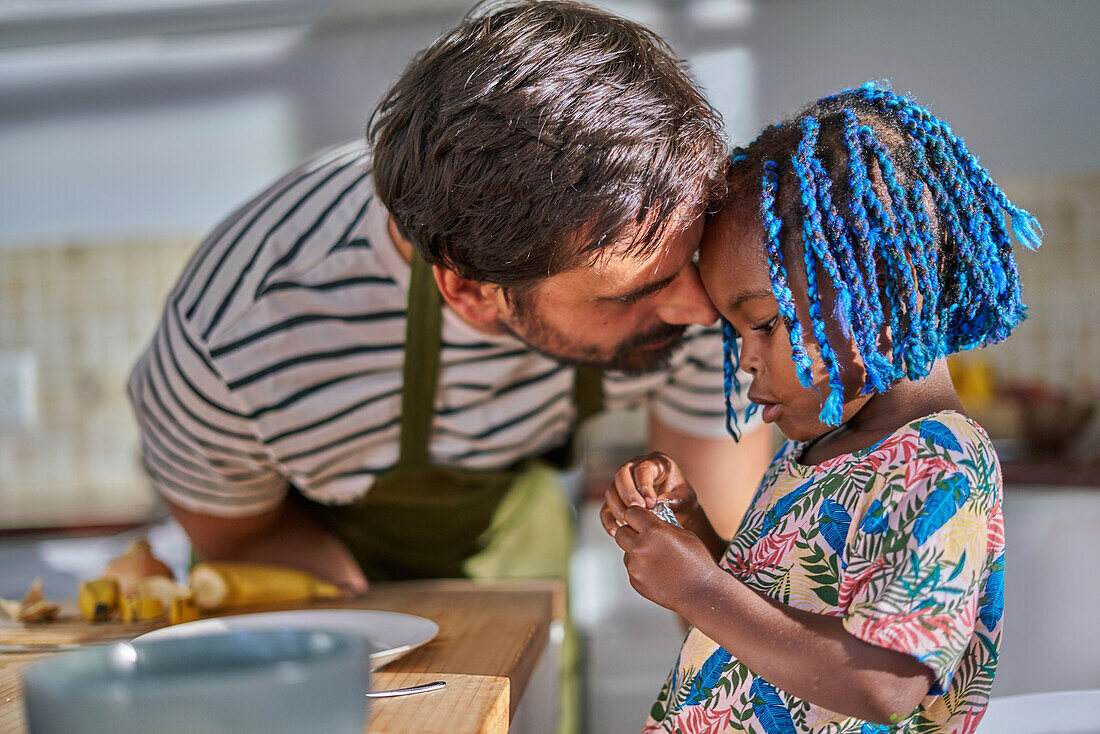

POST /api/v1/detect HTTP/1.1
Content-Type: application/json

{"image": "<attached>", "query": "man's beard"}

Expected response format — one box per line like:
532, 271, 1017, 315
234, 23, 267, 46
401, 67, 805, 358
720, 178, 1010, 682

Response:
498, 306, 689, 375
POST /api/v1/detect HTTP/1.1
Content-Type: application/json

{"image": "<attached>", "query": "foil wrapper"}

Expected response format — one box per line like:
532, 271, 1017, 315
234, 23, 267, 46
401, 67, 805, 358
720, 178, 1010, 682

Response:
652, 501, 681, 527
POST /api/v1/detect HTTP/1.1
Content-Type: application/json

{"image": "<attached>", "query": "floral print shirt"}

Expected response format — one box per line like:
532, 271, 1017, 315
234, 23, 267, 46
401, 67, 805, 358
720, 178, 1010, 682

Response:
643, 411, 1004, 734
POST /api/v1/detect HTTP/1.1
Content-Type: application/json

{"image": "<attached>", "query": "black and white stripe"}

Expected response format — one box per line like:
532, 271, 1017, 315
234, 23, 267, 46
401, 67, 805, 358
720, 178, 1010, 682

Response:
129, 140, 756, 517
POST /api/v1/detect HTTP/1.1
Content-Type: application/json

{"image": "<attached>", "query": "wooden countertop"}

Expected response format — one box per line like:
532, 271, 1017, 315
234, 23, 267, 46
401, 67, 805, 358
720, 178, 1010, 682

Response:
0, 578, 562, 734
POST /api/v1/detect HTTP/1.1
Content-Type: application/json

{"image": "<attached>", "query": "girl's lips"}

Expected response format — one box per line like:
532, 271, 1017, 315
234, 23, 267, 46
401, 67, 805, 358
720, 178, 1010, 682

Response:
760, 402, 780, 423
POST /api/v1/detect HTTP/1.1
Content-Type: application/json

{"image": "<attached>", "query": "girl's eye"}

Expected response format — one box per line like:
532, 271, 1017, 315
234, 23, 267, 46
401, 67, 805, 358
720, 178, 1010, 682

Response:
751, 316, 780, 335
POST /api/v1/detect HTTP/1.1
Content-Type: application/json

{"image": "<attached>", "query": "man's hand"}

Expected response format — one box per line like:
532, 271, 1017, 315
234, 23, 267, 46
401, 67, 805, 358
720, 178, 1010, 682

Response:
167, 498, 369, 594
612, 505, 722, 614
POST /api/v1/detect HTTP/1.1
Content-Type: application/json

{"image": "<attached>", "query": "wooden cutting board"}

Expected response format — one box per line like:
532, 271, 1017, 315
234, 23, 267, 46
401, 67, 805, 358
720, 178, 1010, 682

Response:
0, 580, 556, 734
369, 672, 508, 734
0, 601, 160, 646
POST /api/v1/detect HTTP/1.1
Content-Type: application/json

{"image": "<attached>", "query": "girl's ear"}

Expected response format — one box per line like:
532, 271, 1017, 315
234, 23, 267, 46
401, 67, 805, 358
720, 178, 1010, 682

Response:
432, 265, 507, 325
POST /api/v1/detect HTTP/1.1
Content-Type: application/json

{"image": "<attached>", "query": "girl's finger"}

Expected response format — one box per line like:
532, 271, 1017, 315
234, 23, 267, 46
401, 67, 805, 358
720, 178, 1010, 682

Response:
600, 490, 627, 536
630, 454, 670, 498
613, 523, 639, 552
655, 482, 691, 511
623, 504, 660, 532
604, 483, 628, 520
613, 460, 652, 508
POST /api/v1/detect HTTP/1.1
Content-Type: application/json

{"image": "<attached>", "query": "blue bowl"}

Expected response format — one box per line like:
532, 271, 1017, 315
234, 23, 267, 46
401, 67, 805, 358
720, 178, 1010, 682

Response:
22, 628, 371, 734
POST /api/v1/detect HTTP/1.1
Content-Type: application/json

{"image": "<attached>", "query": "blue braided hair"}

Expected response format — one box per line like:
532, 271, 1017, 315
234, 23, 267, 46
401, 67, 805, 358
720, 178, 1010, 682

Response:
721, 81, 1040, 436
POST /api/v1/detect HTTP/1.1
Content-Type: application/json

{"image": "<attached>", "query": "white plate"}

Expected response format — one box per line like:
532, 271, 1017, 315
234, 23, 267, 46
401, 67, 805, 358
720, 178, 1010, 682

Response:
136, 610, 438, 670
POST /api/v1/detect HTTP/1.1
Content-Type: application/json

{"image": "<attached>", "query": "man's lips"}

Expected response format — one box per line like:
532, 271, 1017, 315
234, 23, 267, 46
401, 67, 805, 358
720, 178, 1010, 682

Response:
639, 330, 683, 350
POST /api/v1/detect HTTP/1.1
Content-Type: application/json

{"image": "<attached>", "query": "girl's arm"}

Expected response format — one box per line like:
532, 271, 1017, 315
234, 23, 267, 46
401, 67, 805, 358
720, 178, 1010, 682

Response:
615, 506, 934, 725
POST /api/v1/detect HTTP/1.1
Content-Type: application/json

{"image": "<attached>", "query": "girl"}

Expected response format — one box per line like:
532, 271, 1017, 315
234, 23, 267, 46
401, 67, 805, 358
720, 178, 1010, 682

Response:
601, 83, 1040, 733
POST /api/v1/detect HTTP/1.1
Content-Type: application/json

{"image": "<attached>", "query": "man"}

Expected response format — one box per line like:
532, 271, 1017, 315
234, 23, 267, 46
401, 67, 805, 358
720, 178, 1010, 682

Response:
129, 0, 768, 615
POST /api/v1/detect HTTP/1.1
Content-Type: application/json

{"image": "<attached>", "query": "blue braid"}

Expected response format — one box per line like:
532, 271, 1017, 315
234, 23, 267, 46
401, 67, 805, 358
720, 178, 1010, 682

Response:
807, 154, 887, 391
722, 319, 743, 440
854, 126, 910, 376
907, 181, 945, 358
794, 118, 845, 425
760, 160, 815, 388
840, 110, 893, 391
805, 156, 855, 338
862, 131, 933, 378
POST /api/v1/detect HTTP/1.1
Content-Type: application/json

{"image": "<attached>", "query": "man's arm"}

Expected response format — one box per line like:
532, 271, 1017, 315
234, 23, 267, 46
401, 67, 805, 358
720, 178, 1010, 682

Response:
167, 498, 368, 593
648, 414, 773, 539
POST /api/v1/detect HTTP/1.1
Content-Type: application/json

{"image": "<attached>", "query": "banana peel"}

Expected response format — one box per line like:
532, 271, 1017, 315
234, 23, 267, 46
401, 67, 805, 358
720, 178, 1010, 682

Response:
188, 562, 343, 611
71, 560, 342, 625
1, 578, 61, 623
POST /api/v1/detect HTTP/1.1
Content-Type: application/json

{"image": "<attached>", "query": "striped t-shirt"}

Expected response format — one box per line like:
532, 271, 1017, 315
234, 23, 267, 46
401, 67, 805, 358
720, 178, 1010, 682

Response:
128, 140, 756, 517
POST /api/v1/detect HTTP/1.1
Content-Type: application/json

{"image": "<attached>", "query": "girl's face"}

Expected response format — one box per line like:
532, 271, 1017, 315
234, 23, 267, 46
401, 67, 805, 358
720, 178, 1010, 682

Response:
699, 201, 871, 442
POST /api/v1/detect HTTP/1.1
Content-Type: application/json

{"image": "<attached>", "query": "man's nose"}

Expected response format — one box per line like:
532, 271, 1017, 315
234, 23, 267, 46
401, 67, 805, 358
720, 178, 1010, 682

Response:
655, 263, 719, 326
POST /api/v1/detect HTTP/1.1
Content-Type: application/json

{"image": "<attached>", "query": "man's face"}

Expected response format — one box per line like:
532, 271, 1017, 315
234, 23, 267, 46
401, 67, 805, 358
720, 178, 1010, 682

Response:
495, 207, 719, 374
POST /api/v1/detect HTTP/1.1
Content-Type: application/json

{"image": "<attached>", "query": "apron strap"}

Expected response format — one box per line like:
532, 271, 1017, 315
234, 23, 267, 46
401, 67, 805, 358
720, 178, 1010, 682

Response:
400, 252, 603, 465
574, 366, 603, 425
399, 253, 443, 466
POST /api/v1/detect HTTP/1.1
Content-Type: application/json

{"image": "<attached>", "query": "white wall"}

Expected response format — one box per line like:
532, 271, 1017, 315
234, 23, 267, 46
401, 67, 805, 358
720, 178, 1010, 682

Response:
730, 0, 1100, 174
1, 0, 1096, 241
0, 7, 461, 245
995, 486, 1100, 696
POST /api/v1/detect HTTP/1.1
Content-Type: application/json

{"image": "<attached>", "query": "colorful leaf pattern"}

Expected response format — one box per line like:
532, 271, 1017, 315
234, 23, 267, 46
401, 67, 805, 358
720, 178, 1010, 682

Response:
641, 411, 1003, 734
979, 552, 1005, 632
751, 678, 799, 734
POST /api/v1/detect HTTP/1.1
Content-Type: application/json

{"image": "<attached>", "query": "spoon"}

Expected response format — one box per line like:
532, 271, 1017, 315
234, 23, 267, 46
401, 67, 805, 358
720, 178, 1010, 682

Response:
366, 680, 446, 698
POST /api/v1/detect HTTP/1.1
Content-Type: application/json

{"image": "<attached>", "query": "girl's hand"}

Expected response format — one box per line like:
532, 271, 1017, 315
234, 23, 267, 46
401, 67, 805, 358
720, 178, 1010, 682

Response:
601, 452, 727, 560
600, 452, 697, 536
613, 505, 722, 614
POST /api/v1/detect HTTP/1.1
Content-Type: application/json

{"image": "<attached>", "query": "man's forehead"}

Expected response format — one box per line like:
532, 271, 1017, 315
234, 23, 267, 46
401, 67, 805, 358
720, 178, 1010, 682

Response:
589, 238, 677, 280
590, 208, 703, 276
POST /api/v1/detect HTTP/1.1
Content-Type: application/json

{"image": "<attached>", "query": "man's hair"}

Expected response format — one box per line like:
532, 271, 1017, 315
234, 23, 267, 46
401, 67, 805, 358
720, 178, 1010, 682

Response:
720, 82, 1042, 434
368, 0, 728, 291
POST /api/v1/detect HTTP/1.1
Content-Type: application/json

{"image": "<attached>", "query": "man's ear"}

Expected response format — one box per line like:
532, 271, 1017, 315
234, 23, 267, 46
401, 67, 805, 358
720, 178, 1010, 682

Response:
432, 265, 508, 326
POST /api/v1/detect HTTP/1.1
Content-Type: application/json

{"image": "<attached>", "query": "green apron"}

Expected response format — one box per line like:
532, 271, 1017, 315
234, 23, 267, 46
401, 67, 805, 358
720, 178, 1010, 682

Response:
298, 254, 599, 733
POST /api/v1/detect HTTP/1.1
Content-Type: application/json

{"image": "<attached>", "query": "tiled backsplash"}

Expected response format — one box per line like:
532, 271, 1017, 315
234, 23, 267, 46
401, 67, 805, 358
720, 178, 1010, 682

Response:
0, 238, 196, 528
1, 174, 1097, 529
979, 174, 1100, 392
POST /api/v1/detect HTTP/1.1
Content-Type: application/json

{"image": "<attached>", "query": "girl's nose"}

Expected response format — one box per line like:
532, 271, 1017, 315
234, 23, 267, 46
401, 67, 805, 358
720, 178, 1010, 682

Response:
739, 343, 764, 374
655, 263, 719, 326
734, 330, 765, 375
